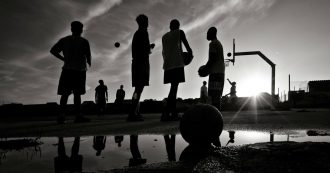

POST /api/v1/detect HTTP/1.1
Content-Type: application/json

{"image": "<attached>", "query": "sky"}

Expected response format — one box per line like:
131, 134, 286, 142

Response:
0, 0, 329, 104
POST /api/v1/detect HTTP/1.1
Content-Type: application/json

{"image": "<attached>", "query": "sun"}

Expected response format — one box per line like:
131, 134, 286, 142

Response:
238, 75, 268, 97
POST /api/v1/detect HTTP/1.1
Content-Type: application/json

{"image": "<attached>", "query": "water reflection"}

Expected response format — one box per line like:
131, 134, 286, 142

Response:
54, 137, 82, 173
114, 136, 124, 147
93, 136, 106, 156
0, 130, 329, 172
164, 134, 176, 161
226, 130, 235, 146
129, 135, 146, 167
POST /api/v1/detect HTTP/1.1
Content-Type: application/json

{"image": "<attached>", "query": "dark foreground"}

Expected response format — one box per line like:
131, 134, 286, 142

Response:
112, 142, 330, 173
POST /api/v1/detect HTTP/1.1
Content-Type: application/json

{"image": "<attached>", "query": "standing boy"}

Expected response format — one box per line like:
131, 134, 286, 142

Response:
50, 21, 91, 124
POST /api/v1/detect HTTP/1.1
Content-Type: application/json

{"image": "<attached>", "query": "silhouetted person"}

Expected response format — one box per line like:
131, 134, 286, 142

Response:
225, 79, 237, 107
95, 80, 108, 115
127, 14, 155, 122
129, 135, 146, 167
200, 81, 208, 103
50, 21, 91, 124
226, 130, 235, 146
93, 136, 106, 156
161, 19, 193, 121
114, 135, 124, 147
115, 85, 125, 106
227, 79, 237, 98
198, 27, 225, 111
54, 137, 82, 173
164, 134, 176, 161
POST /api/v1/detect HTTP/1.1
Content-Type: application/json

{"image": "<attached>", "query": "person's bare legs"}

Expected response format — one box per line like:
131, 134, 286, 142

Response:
127, 86, 144, 121
58, 94, 69, 124
161, 83, 179, 121
73, 93, 90, 123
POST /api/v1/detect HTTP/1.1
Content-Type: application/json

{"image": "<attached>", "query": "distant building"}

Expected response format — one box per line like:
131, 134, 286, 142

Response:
308, 80, 330, 94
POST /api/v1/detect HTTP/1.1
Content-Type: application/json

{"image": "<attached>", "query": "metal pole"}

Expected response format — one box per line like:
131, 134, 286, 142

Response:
271, 66, 275, 96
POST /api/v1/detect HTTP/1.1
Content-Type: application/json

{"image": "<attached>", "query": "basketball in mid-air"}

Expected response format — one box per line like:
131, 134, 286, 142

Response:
227, 52, 232, 57
114, 42, 120, 48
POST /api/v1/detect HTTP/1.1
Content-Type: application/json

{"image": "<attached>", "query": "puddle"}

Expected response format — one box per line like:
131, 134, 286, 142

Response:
0, 130, 329, 172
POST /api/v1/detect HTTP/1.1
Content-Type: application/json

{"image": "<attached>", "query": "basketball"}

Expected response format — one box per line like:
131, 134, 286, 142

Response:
183, 52, 193, 65
114, 42, 120, 48
198, 65, 208, 77
180, 104, 223, 145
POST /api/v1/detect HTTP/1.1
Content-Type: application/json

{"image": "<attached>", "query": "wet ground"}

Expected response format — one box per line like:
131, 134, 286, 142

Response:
1, 109, 330, 137
1, 109, 330, 172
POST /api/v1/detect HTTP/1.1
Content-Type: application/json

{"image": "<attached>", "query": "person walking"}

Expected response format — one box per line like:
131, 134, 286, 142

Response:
95, 79, 108, 115
127, 14, 155, 121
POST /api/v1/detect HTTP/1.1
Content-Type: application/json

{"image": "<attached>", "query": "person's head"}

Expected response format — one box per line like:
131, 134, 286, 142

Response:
136, 14, 148, 29
120, 85, 124, 89
203, 81, 207, 86
71, 21, 83, 36
99, 80, 104, 85
207, 27, 217, 41
232, 82, 236, 85
170, 19, 180, 30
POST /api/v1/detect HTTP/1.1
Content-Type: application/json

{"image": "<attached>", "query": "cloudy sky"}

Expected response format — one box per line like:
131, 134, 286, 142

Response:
0, 0, 329, 104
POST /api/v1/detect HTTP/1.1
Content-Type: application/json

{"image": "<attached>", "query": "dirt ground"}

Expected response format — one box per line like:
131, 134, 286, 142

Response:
1, 108, 330, 137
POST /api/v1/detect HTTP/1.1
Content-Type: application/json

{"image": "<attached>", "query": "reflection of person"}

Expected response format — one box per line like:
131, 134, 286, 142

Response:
127, 14, 155, 122
54, 137, 82, 173
200, 81, 208, 103
50, 21, 91, 124
270, 131, 274, 143
129, 135, 146, 167
93, 136, 106, 156
115, 85, 125, 106
114, 135, 124, 147
161, 19, 193, 121
198, 27, 225, 111
226, 130, 235, 146
95, 80, 108, 115
164, 134, 176, 161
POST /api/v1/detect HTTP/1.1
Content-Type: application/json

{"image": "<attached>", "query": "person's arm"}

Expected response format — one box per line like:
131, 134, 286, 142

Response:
50, 39, 65, 61
204, 42, 216, 71
180, 30, 192, 56
116, 90, 120, 99
205, 52, 216, 71
227, 78, 232, 85
106, 88, 108, 102
95, 89, 98, 101
85, 40, 91, 67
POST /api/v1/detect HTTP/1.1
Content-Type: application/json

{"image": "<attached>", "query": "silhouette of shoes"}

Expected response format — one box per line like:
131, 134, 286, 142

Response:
57, 115, 65, 124
74, 116, 90, 123
126, 114, 144, 122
